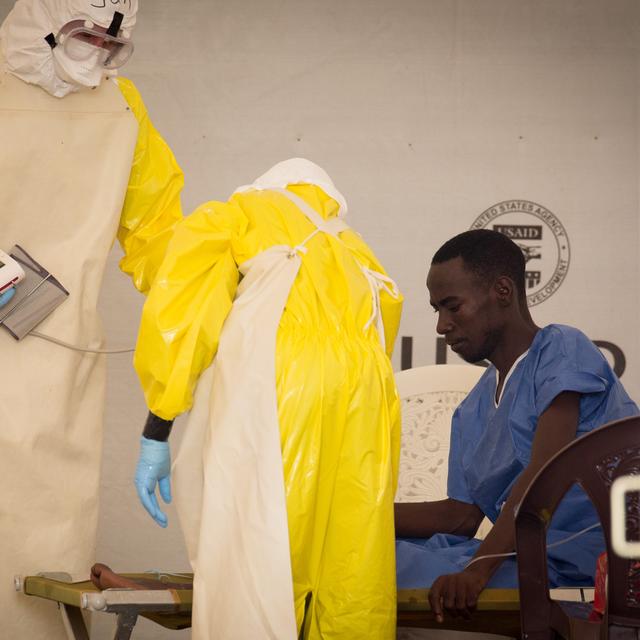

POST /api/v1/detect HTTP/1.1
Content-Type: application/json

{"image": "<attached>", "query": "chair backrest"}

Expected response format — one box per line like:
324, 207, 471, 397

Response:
394, 364, 485, 503
515, 415, 640, 638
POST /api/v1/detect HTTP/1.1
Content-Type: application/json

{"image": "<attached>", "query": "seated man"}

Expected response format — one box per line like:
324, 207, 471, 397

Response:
395, 229, 638, 623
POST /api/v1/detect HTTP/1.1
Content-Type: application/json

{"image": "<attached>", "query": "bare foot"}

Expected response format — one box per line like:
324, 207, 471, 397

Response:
90, 563, 186, 591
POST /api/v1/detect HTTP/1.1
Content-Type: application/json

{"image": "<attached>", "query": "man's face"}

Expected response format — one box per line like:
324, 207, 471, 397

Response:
426, 257, 503, 364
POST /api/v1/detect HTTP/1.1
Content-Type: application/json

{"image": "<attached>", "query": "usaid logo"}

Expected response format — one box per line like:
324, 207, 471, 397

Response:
470, 200, 570, 306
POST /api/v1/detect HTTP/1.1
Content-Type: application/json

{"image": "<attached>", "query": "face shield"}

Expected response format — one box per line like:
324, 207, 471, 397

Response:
54, 16, 133, 70
48, 10, 133, 88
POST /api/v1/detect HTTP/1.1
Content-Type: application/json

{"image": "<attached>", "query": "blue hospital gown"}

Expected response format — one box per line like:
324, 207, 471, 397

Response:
396, 324, 639, 588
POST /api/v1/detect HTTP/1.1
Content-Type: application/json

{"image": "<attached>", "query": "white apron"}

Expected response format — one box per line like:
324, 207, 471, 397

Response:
174, 189, 398, 639
0, 61, 138, 639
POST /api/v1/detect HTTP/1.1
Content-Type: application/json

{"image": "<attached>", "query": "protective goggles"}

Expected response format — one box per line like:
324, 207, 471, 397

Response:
46, 12, 134, 69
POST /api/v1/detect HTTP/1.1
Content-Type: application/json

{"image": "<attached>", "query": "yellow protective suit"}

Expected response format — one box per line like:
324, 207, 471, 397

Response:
135, 184, 402, 638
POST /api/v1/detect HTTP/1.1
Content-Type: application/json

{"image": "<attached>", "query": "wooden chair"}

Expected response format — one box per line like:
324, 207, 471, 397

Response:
515, 415, 640, 640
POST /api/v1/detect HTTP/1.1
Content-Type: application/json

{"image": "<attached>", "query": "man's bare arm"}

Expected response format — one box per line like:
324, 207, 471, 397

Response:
395, 498, 484, 538
429, 391, 581, 622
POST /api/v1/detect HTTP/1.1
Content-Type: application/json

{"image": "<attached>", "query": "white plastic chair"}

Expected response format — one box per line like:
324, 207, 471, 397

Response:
395, 365, 514, 639
395, 364, 493, 539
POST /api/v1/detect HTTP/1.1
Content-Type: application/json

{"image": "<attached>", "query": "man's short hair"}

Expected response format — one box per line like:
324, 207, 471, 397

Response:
431, 229, 527, 299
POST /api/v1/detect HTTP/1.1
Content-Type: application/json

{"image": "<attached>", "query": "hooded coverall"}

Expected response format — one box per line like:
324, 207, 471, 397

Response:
135, 183, 403, 639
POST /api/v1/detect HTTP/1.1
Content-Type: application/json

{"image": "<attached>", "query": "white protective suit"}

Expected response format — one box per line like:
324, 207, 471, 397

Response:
0, 1, 183, 638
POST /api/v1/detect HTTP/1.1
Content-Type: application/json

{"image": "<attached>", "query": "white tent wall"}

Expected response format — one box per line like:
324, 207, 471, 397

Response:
0, 1, 638, 638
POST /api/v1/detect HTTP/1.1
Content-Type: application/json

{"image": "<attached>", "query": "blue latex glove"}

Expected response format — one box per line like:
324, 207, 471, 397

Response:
0, 287, 15, 308
134, 436, 172, 527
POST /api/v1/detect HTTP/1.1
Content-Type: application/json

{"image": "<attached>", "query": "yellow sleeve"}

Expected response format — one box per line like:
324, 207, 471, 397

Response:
343, 231, 403, 359
134, 201, 247, 420
116, 77, 184, 294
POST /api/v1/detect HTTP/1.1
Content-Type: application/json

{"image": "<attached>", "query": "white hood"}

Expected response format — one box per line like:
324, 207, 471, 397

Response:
0, 0, 138, 98
234, 158, 348, 216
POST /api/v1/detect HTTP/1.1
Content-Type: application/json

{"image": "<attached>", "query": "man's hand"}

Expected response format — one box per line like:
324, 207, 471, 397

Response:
428, 568, 488, 623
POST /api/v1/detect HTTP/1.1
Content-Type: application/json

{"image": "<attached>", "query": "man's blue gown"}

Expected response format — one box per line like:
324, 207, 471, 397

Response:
397, 325, 639, 588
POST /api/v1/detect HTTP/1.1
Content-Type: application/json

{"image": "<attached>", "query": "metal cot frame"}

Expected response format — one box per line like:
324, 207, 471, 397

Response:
16, 572, 593, 639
